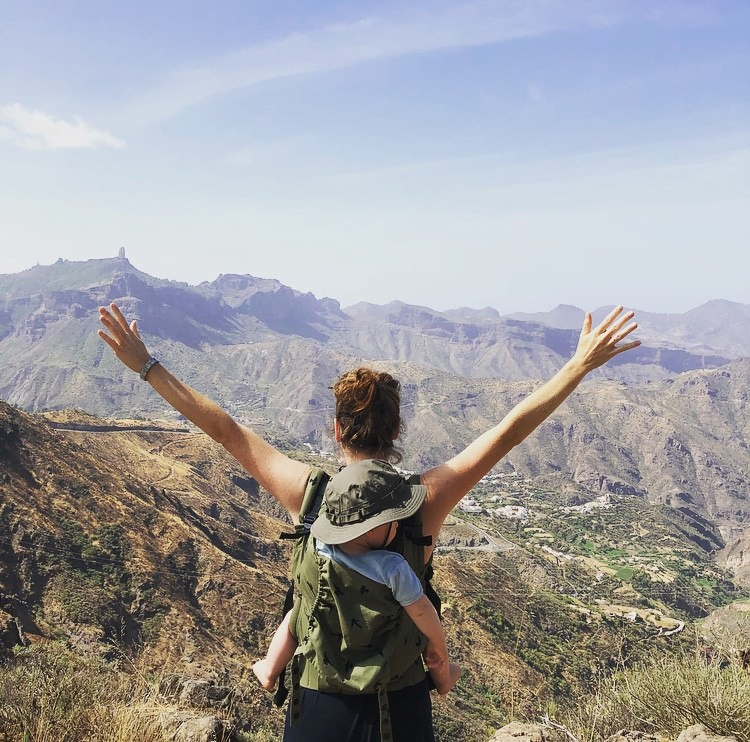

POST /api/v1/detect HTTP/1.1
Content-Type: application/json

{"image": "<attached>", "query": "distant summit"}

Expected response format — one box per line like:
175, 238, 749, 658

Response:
505, 304, 586, 329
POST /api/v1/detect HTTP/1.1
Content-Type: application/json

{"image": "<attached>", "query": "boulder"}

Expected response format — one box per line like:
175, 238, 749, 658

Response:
159, 711, 233, 742
158, 674, 232, 708
676, 724, 739, 742
173, 715, 227, 742
489, 722, 553, 742
178, 678, 232, 707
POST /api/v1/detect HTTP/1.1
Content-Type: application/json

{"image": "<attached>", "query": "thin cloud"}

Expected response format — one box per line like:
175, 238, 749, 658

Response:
0, 103, 125, 150
129, 0, 630, 123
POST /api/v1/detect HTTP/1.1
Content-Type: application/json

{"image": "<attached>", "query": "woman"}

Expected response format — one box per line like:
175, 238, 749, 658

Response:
98, 302, 639, 741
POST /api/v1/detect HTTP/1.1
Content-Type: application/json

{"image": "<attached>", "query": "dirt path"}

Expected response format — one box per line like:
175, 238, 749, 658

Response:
51, 422, 204, 487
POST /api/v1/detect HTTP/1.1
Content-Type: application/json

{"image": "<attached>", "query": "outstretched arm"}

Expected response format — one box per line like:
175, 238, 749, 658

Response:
97, 303, 310, 522
420, 306, 640, 545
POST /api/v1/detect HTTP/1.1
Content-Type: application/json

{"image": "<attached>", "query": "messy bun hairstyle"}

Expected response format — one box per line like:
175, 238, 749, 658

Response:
333, 368, 403, 464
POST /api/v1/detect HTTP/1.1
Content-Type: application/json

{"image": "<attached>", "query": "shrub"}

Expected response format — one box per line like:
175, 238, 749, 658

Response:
0, 642, 120, 741
557, 652, 750, 742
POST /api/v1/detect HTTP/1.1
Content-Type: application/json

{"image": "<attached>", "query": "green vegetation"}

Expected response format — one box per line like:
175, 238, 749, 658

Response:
614, 566, 634, 581
26, 517, 176, 648
463, 474, 750, 621
469, 591, 671, 701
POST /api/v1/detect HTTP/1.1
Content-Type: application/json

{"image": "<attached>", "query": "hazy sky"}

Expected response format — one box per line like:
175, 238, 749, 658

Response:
1, 1, 748, 314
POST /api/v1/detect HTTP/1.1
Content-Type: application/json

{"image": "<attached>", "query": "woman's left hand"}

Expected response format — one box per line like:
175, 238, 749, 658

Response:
572, 305, 640, 373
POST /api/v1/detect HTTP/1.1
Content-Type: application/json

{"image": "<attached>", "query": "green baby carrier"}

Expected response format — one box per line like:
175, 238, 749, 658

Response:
275, 467, 440, 741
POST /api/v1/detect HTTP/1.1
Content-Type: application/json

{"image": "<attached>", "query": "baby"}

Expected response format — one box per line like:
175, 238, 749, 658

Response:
253, 517, 461, 696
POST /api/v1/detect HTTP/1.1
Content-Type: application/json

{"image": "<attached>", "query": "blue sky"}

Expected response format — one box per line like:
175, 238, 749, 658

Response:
1, 1, 748, 314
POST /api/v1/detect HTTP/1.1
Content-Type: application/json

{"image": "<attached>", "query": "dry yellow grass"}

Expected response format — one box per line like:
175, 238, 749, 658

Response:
557, 651, 750, 742
0, 643, 253, 742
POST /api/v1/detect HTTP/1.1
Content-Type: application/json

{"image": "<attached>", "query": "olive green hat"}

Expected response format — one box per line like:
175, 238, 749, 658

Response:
310, 459, 427, 545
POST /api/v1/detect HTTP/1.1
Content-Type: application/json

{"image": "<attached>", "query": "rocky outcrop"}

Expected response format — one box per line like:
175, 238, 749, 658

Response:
0, 608, 26, 653
156, 675, 238, 740
487, 724, 739, 742
158, 711, 237, 742
676, 724, 738, 742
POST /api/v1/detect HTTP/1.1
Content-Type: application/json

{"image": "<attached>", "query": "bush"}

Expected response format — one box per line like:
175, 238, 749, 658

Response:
0, 643, 120, 741
557, 652, 750, 742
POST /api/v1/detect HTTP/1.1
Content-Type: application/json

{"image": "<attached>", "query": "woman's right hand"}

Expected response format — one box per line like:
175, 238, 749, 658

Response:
98, 302, 152, 374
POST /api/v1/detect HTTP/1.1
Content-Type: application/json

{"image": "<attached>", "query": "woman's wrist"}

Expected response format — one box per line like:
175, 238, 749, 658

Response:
139, 356, 160, 381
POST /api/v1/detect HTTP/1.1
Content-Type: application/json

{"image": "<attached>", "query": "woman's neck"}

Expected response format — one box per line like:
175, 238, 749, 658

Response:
341, 447, 379, 465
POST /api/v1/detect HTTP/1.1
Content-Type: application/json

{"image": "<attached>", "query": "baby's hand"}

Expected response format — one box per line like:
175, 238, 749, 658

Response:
423, 640, 447, 669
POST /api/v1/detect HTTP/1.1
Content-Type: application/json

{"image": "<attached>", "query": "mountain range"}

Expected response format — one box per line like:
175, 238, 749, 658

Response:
2, 253, 750, 738
1, 252, 750, 586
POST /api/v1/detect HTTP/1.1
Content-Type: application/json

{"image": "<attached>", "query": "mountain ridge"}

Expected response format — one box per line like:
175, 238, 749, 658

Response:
3, 255, 750, 737
3, 255, 750, 577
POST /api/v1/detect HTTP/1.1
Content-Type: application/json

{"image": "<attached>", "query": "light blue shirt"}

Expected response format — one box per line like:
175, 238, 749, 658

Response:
316, 540, 424, 607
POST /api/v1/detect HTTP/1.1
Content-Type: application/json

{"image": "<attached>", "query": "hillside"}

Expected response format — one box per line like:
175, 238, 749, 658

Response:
3, 401, 739, 739
3, 256, 750, 737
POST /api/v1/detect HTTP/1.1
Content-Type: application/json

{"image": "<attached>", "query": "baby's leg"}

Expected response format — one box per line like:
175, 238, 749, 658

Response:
253, 610, 296, 691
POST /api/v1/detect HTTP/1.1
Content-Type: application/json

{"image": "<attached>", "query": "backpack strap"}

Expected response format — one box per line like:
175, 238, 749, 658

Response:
403, 472, 442, 691
273, 467, 330, 707
271, 582, 298, 708
376, 680, 393, 742
279, 467, 329, 540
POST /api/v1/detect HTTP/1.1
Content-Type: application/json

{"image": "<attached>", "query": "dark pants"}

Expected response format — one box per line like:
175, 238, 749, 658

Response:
283, 679, 435, 742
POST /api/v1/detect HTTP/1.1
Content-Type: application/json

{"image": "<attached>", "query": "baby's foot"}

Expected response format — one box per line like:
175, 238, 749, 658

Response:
252, 659, 277, 691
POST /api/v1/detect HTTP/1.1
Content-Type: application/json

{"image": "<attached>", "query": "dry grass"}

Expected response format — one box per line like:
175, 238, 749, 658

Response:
7, 640, 750, 742
556, 651, 750, 742
0, 643, 251, 742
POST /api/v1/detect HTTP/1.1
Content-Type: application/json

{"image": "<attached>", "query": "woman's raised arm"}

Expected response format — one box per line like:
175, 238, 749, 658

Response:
419, 306, 640, 544
97, 303, 311, 522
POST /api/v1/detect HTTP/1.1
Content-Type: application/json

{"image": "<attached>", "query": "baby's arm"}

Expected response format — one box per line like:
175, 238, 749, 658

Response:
253, 608, 297, 691
404, 595, 461, 695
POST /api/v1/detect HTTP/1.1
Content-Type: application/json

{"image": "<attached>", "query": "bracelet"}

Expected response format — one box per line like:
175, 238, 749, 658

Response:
139, 357, 160, 381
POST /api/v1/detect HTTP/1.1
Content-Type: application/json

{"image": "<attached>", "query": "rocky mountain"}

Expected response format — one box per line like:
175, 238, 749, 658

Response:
2, 255, 750, 586
3, 254, 750, 737
0, 254, 736, 430
6, 396, 745, 739
507, 300, 750, 358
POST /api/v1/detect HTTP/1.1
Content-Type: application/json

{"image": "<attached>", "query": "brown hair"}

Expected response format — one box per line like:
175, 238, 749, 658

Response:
333, 368, 403, 464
